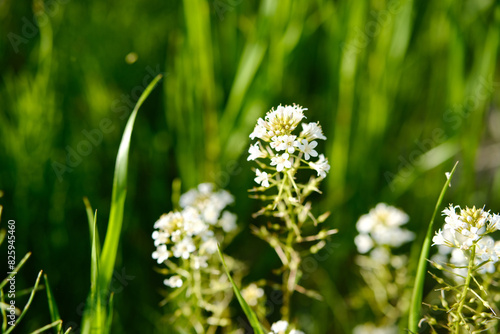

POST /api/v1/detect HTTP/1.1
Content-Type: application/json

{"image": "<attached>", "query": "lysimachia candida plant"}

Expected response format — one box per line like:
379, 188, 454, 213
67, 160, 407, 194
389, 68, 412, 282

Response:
353, 203, 414, 334
247, 104, 336, 326
152, 183, 244, 333
423, 204, 500, 333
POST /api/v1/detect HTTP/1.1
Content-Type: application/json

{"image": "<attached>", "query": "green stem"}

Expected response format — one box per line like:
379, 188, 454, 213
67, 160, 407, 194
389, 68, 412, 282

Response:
454, 245, 475, 334
408, 161, 458, 333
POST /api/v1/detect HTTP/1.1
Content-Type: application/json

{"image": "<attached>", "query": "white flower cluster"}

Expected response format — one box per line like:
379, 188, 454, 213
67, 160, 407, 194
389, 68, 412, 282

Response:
248, 104, 330, 187
152, 183, 237, 288
268, 320, 304, 334
433, 204, 500, 250
354, 203, 415, 255
432, 204, 500, 275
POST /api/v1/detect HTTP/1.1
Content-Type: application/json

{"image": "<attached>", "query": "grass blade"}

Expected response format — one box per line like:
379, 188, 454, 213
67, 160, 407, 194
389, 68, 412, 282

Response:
408, 161, 459, 333
0, 252, 31, 290
29, 320, 63, 334
43, 274, 62, 334
5, 270, 43, 334
83, 197, 100, 258
100, 73, 162, 289
217, 245, 266, 334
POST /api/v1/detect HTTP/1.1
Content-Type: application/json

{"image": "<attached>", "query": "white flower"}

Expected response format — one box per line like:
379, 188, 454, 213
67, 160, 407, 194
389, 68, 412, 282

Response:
270, 320, 289, 333
152, 244, 170, 264
248, 143, 266, 161
436, 204, 492, 250
487, 214, 500, 232
182, 207, 207, 236
164, 275, 183, 288
250, 118, 268, 140
301, 122, 326, 141
355, 203, 413, 250
271, 153, 292, 172
198, 183, 214, 194
354, 234, 374, 254
191, 255, 208, 269
254, 169, 270, 187
265, 104, 306, 136
370, 247, 391, 265
172, 237, 196, 259
219, 211, 237, 232
241, 283, 264, 306
309, 154, 330, 178
281, 135, 298, 153
200, 237, 218, 254
289, 330, 305, 334
476, 236, 500, 263
297, 139, 318, 160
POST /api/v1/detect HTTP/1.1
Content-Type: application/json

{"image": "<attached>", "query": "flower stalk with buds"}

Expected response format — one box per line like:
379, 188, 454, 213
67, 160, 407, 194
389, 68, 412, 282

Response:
424, 204, 500, 333
248, 104, 335, 323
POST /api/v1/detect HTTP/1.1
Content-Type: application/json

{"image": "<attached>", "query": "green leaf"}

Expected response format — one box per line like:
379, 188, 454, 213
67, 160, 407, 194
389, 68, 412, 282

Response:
217, 245, 266, 334
408, 161, 459, 333
43, 274, 62, 334
99, 73, 163, 289
81, 74, 163, 334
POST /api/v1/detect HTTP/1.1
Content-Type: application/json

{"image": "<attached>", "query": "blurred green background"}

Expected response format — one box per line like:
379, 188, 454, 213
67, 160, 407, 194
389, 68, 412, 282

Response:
1, 0, 500, 332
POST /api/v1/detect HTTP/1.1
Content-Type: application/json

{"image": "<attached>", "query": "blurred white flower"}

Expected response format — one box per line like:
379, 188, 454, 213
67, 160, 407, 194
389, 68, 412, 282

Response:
241, 283, 264, 306
191, 255, 208, 269
355, 203, 413, 251
354, 234, 374, 254
255, 169, 270, 187
164, 275, 183, 288
219, 211, 237, 232
152, 244, 170, 264
270, 320, 289, 333
172, 237, 196, 259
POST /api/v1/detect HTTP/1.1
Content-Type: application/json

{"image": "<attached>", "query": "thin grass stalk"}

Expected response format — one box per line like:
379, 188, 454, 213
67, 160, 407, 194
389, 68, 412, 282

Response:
408, 161, 458, 333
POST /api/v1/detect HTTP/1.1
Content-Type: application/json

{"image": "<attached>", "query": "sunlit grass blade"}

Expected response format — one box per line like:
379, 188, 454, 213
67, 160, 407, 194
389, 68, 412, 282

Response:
0, 252, 31, 290
43, 274, 62, 334
104, 292, 114, 334
100, 73, 162, 289
1, 290, 7, 332
29, 320, 63, 334
81, 209, 102, 334
408, 161, 458, 333
5, 270, 43, 334
83, 197, 100, 258
217, 245, 266, 334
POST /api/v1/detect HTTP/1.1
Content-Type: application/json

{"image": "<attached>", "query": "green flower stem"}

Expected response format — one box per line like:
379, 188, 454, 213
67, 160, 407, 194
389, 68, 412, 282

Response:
454, 245, 476, 334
